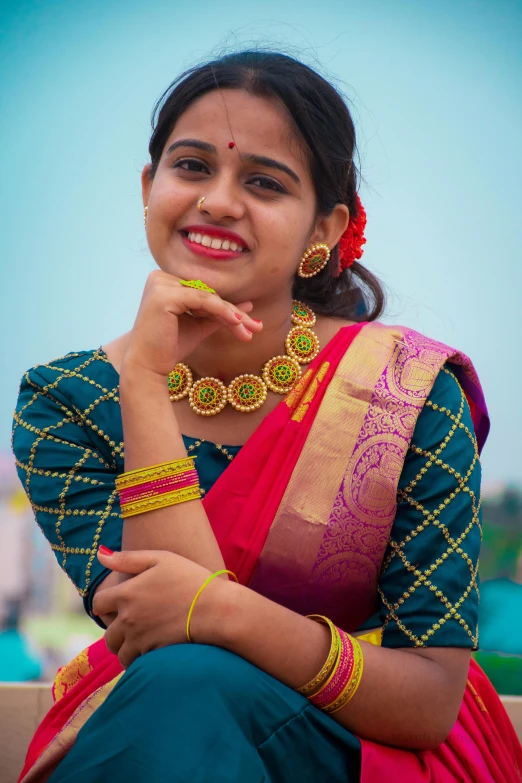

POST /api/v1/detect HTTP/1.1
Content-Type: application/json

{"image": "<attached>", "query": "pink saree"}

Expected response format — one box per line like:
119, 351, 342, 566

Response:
19, 322, 521, 783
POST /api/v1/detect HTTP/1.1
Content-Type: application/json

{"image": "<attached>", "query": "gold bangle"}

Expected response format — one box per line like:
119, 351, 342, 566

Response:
297, 615, 340, 696
120, 484, 201, 518
307, 628, 347, 701
116, 458, 197, 490
186, 570, 238, 643
323, 636, 364, 714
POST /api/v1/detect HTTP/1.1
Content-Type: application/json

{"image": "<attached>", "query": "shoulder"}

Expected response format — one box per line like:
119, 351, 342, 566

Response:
21, 348, 118, 398
408, 363, 479, 471
428, 365, 466, 408
16, 348, 120, 429
14, 348, 123, 461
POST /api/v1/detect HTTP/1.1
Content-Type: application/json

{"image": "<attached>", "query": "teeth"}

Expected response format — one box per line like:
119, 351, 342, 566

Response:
186, 232, 243, 252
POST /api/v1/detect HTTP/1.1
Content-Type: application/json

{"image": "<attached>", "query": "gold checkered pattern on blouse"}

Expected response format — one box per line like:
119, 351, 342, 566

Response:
378, 368, 481, 647
12, 350, 241, 599
12, 350, 123, 597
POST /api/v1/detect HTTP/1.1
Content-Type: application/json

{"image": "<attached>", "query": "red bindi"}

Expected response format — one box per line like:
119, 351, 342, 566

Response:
228, 141, 235, 149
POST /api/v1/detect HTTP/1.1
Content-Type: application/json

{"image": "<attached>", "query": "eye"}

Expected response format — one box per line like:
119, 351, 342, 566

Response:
248, 176, 286, 194
173, 158, 209, 174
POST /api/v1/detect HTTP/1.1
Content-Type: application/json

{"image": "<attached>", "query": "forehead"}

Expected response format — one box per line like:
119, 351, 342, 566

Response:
165, 88, 308, 170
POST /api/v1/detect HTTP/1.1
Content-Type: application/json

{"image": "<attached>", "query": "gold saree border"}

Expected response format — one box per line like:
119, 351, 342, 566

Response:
249, 322, 402, 593
20, 673, 123, 783
249, 322, 478, 630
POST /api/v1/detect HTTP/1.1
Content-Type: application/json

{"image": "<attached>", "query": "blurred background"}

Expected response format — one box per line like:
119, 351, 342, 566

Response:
0, 0, 521, 691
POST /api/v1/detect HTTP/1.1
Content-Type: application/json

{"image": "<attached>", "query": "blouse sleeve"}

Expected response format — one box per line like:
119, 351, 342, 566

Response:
12, 355, 124, 626
378, 365, 482, 649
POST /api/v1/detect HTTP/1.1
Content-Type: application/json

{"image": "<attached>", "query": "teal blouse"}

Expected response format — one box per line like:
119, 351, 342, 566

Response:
12, 349, 481, 649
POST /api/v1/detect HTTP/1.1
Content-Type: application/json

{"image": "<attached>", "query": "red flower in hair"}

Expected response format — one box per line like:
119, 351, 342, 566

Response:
337, 194, 367, 274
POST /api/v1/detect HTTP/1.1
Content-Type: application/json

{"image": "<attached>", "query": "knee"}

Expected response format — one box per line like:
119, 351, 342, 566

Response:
126, 644, 255, 702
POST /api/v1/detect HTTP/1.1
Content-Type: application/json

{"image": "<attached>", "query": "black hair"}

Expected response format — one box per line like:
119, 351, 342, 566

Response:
148, 51, 385, 321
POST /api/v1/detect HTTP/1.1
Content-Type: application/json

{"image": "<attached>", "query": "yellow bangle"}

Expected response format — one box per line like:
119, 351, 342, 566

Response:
186, 569, 238, 643
115, 457, 196, 490
120, 484, 201, 518
298, 615, 340, 696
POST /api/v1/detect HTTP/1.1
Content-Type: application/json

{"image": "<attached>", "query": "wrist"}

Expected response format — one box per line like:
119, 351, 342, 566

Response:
119, 361, 170, 394
119, 369, 173, 413
190, 577, 245, 648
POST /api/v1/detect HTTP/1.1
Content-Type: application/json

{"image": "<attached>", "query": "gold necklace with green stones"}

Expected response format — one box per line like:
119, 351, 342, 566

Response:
168, 300, 320, 416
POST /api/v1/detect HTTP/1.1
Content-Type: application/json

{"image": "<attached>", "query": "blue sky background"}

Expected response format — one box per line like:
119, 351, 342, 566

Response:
1, 0, 521, 485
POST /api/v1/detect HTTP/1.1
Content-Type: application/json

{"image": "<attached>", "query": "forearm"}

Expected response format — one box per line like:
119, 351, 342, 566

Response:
118, 370, 224, 571
203, 582, 468, 749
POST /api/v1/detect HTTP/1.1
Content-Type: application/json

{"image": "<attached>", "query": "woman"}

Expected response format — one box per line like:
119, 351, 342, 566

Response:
12, 51, 521, 782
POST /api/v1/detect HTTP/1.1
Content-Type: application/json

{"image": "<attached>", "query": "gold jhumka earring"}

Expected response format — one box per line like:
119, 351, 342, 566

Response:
297, 243, 331, 278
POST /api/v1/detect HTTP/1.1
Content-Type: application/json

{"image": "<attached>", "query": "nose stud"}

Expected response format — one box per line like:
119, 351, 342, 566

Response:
197, 196, 206, 213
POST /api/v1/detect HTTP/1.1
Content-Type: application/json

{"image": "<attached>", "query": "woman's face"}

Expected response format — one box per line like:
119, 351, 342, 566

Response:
142, 88, 347, 305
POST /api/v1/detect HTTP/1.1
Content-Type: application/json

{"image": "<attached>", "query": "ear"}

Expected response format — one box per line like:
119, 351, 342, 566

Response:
141, 163, 153, 207
310, 203, 350, 250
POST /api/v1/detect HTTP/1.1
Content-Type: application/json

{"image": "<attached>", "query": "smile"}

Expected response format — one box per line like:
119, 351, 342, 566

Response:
180, 232, 247, 261
179, 224, 249, 260
185, 231, 246, 252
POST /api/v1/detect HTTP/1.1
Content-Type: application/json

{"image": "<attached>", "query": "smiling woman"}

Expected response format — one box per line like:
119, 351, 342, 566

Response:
11, 51, 521, 783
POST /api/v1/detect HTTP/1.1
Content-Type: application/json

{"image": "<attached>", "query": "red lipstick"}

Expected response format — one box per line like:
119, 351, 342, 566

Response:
180, 224, 249, 261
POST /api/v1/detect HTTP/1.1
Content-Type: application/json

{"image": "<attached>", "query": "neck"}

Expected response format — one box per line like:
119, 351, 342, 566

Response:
188, 295, 294, 384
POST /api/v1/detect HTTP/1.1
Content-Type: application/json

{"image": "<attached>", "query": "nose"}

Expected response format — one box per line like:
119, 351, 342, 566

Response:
198, 173, 245, 222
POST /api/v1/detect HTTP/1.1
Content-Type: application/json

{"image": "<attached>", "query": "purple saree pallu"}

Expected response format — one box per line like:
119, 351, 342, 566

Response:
249, 322, 489, 632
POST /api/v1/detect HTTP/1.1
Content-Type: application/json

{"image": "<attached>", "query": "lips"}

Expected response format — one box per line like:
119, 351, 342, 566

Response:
180, 231, 246, 261
181, 224, 249, 252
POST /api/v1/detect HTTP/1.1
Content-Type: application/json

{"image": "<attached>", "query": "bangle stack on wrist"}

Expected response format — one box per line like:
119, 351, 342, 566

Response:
298, 615, 364, 714
116, 457, 201, 518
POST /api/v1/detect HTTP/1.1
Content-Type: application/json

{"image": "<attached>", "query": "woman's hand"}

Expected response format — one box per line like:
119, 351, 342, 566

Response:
92, 547, 233, 669
121, 270, 263, 380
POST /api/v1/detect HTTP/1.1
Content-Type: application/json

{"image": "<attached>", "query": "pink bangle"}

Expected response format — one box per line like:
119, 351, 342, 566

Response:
310, 630, 354, 710
120, 478, 199, 509
118, 470, 199, 503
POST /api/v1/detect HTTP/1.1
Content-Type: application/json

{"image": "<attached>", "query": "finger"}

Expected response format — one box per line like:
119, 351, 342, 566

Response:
104, 618, 126, 656
97, 548, 161, 576
228, 302, 263, 335
92, 583, 122, 618
234, 301, 253, 312
167, 287, 262, 334
186, 310, 258, 342
118, 641, 140, 670
186, 296, 262, 335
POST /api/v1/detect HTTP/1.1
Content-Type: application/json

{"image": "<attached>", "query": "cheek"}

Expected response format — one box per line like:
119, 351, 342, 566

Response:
257, 204, 308, 256
149, 178, 193, 224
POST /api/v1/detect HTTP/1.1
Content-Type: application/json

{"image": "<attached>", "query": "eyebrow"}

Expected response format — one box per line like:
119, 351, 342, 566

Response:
165, 138, 301, 185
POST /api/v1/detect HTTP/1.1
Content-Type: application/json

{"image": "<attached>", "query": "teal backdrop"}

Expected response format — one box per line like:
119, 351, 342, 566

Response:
1, 0, 521, 488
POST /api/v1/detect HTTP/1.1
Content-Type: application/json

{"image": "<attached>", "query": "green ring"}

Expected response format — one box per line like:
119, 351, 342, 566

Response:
180, 279, 216, 294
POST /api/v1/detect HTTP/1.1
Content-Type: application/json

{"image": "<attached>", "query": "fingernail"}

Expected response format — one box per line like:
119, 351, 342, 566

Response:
252, 319, 262, 324
99, 545, 114, 556
233, 312, 243, 321
242, 325, 253, 336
